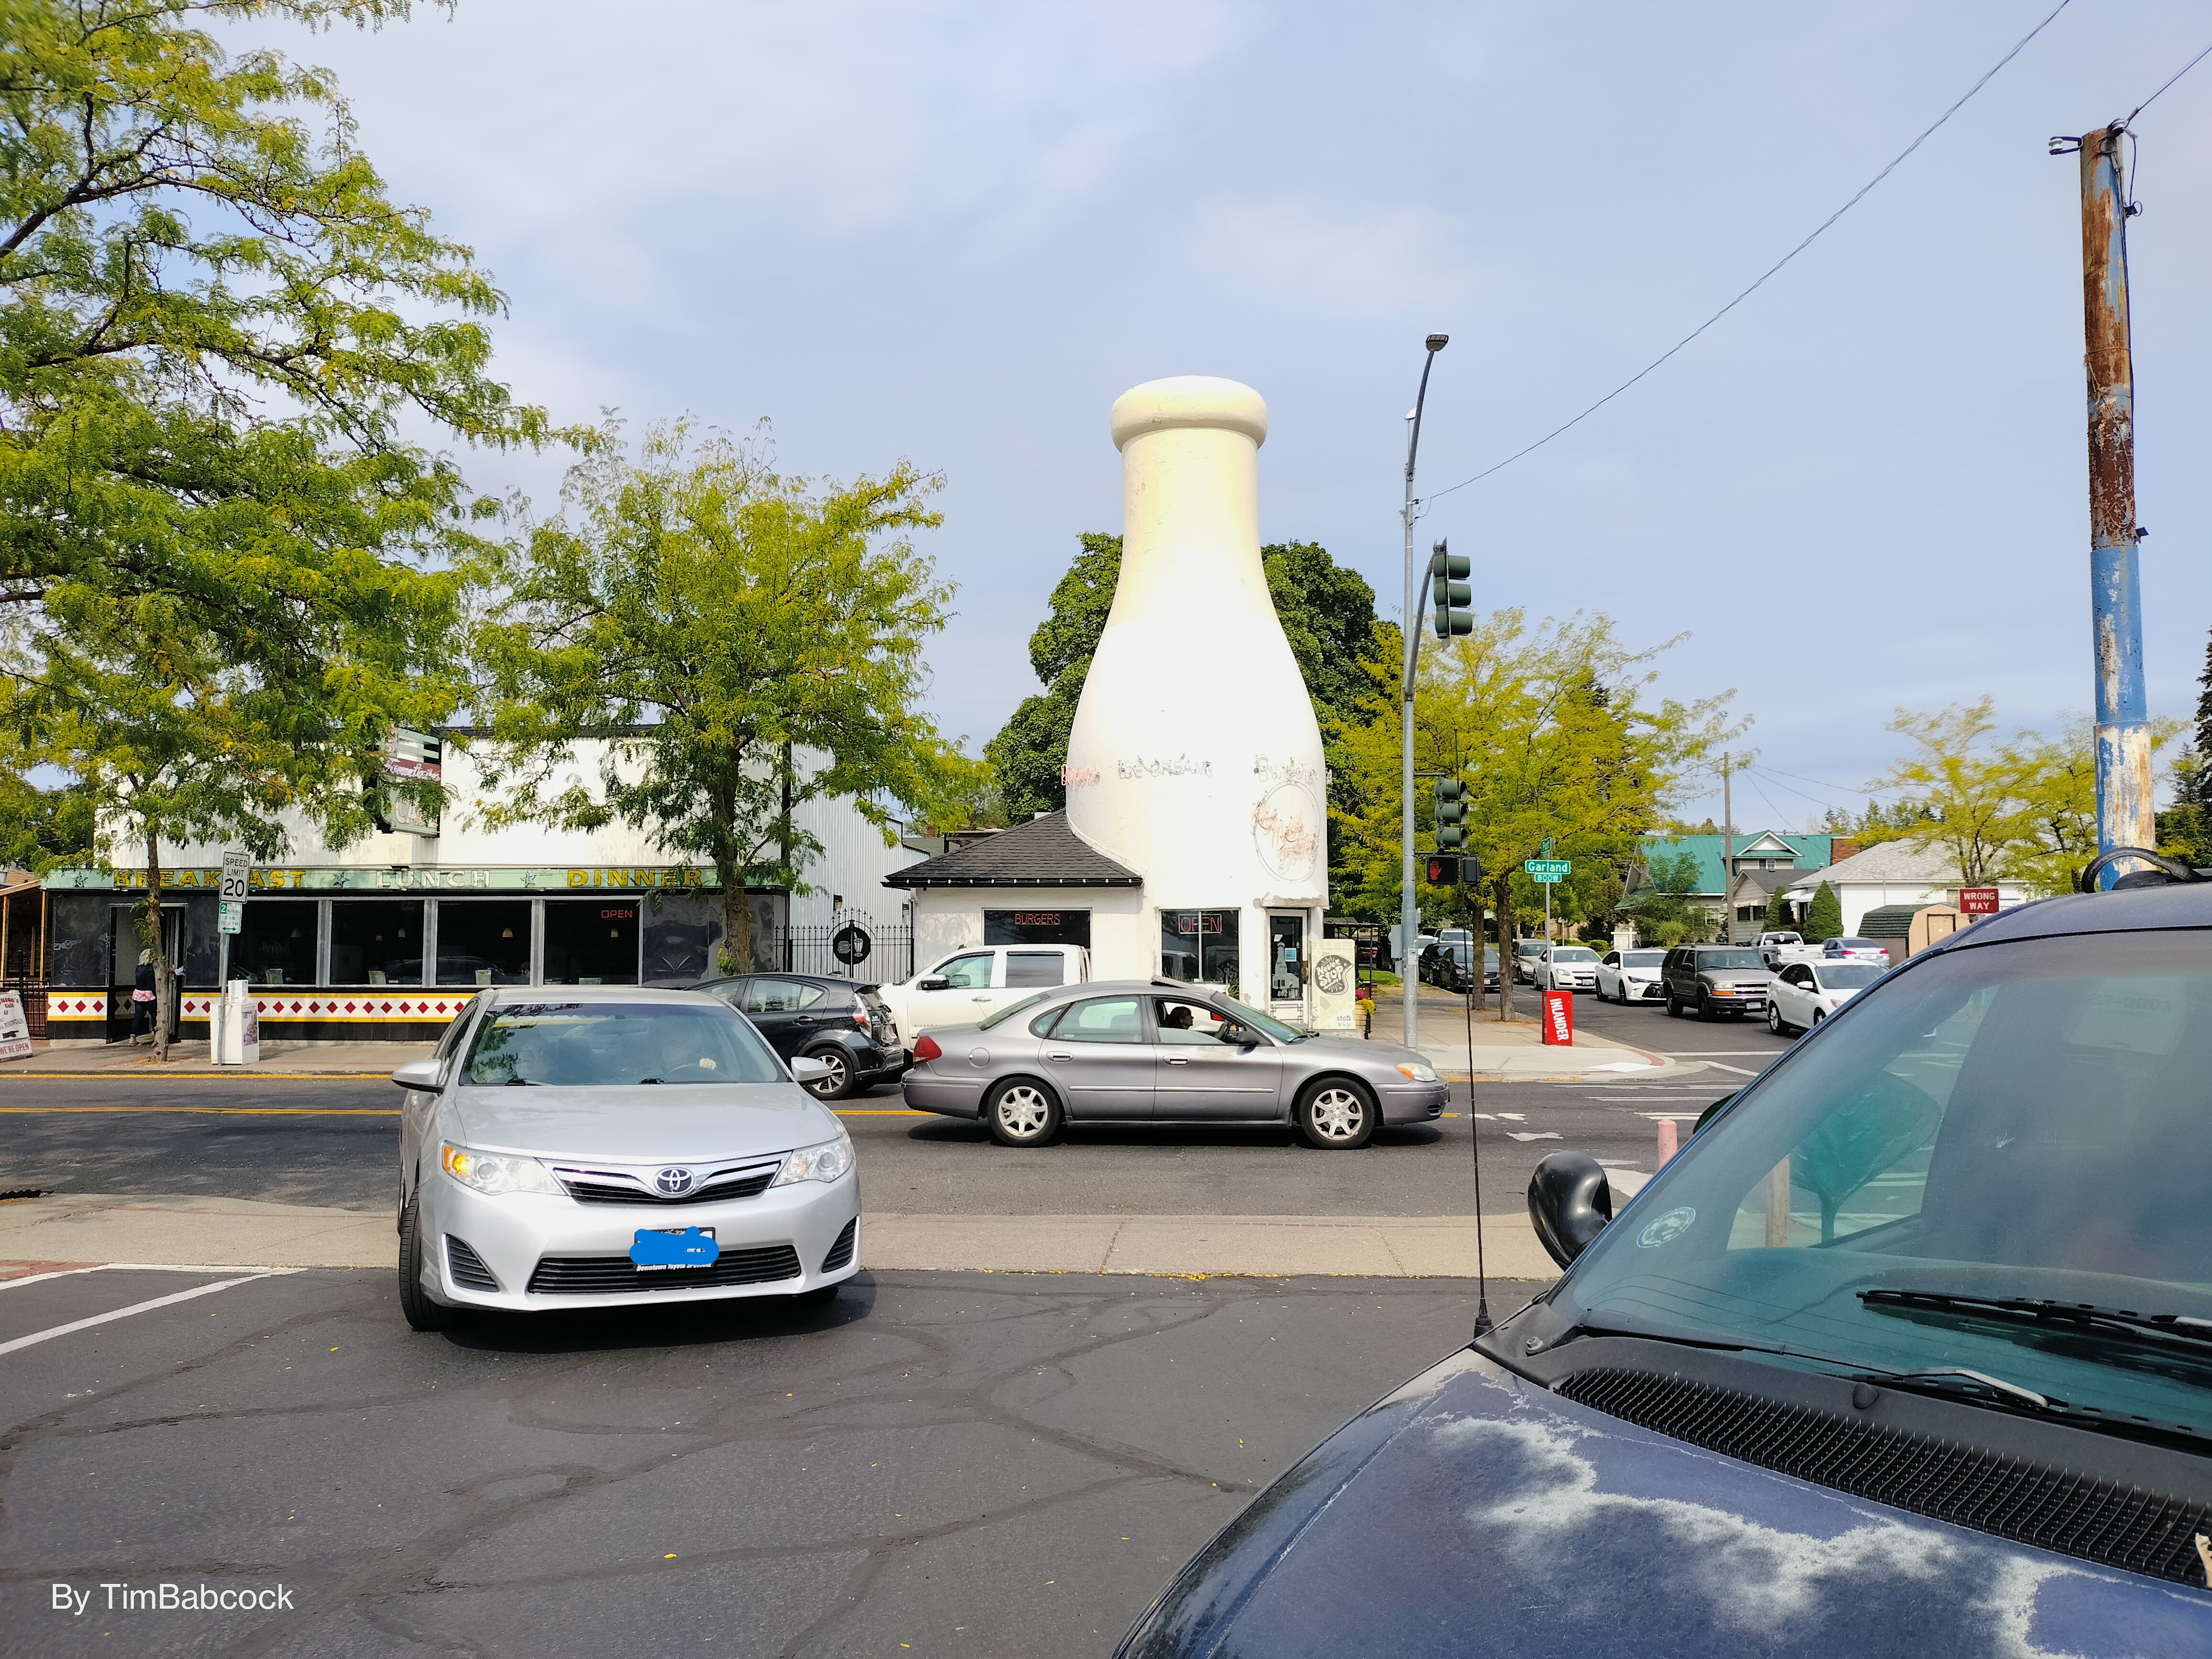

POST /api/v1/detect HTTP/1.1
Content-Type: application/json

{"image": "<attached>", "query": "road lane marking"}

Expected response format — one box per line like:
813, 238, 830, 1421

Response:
0, 1272, 287, 1357
1702, 1063, 1760, 1076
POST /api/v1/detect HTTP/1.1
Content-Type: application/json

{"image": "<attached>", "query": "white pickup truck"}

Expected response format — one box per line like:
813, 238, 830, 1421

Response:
874, 944, 1092, 1045
1755, 931, 1823, 969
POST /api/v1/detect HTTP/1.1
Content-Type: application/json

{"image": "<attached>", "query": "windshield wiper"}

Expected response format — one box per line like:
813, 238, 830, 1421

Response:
1862, 1289, 2212, 1352
502, 1077, 540, 1086
1863, 1366, 2052, 1409
637, 1077, 664, 1085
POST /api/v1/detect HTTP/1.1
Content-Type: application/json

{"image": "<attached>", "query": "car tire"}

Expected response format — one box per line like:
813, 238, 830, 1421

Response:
398, 1186, 464, 1334
1697, 991, 1717, 1022
1812, 1009, 1825, 1027
800, 1045, 858, 1101
1767, 1003, 1788, 1036
1295, 1078, 1377, 1150
985, 1077, 1062, 1147
1666, 993, 1682, 1018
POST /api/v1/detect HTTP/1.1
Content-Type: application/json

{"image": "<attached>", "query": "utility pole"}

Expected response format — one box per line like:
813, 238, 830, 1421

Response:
2058, 124, 2152, 879
1721, 752, 1734, 942
1400, 333, 1448, 1048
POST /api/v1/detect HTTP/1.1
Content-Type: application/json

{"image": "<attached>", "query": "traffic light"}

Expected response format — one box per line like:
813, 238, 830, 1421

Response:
1434, 776, 1469, 850
1430, 540, 1471, 638
1425, 854, 1459, 885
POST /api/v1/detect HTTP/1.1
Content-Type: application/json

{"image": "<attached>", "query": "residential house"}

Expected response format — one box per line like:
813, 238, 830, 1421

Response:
1779, 841, 2033, 939
1626, 831, 1836, 941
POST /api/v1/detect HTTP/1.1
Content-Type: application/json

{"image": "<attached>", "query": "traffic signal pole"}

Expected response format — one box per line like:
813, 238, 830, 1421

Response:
1400, 336, 1447, 1049
2063, 125, 2153, 878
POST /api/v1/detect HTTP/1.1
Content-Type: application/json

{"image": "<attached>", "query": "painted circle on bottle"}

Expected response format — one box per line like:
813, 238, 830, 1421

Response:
1253, 782, 1322, 883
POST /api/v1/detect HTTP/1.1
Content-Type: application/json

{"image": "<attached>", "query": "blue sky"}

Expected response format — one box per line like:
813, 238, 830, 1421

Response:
248, 0, 2212, 830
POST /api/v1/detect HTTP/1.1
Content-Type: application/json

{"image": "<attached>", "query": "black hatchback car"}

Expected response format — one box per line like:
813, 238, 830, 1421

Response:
1117, 879, 2212, 1657
686, 973, 903, 1101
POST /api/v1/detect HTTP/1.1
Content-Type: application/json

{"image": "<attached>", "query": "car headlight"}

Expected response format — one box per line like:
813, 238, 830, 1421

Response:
1394, 1061, 1438, 1083
441, 1142, 559, 1196
771, 1130, 855, 1186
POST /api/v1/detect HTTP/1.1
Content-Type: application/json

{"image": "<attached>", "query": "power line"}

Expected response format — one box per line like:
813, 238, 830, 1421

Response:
2125, 34, 2212, 126
1422, 0, 2073, 506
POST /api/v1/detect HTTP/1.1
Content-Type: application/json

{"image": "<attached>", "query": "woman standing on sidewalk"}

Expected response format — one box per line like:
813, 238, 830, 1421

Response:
129, 950, 155, 1043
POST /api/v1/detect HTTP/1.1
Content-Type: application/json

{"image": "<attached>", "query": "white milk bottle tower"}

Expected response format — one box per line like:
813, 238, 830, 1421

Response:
1063, 376, 1329, 1018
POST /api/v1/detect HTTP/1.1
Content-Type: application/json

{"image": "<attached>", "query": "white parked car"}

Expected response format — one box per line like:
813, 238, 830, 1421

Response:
1766, 959, 1886, 1034
1596, 948, 1667, 1004
392, 986, 860, 1329
1534, 944, 1600, 993
875, 944, 1091, 1042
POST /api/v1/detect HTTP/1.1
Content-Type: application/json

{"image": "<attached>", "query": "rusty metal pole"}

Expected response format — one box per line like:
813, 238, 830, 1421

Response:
2075, 125, 2153, 880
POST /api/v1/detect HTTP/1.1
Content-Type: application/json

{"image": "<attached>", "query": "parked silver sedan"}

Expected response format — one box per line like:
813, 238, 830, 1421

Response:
901, 980, 1449, 1149
392, 986, 862, 1330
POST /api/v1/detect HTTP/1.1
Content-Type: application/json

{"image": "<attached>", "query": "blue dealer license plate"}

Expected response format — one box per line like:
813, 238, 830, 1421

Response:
630, 1226, 720, 1271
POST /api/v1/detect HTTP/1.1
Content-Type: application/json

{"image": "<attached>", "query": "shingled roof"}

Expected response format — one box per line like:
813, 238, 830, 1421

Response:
884, 811, 1141, 889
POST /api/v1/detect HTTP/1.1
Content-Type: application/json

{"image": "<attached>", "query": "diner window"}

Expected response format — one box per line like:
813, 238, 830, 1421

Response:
435, 900, 531, 986
543, 899, 639, 985
329, 901, 424, 984
235, 900, 318, 986
1159, 910, 1240, 987
984, 909, 1092, 947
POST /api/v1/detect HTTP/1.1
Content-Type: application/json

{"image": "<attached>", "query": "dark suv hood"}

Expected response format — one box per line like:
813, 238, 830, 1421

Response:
1118, 1348, 2211, 1658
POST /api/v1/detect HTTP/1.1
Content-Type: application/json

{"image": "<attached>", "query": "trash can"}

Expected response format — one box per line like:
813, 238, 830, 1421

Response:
1541, 988, 1573, 1046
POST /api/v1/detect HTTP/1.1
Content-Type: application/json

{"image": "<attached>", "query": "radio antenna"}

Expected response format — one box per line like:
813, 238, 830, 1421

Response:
1467, 948, 1493, 1338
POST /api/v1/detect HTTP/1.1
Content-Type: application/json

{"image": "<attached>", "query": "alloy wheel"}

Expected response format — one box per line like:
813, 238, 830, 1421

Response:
804, 1049, 851, 1099
994, 1084, 1053, 1140
1306, 1086, 1367, 1144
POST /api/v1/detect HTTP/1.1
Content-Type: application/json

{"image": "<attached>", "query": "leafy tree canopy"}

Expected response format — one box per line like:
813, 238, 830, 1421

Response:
478, 420, 961, 972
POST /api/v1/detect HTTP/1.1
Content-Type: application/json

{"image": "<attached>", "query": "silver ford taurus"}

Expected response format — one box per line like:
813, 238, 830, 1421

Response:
392, 986, 861, 1329
901, 980, 1449, 1149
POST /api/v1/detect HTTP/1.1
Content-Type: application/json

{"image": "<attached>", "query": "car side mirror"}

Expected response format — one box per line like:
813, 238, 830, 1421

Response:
1527, 1150, 1613, 1269
391, 1057, 443, 1092
917, 976, 950, 991
791, 1056, 834, 1084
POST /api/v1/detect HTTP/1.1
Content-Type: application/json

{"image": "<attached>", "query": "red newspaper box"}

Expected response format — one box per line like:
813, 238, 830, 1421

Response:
1541, 988, 1573, 1046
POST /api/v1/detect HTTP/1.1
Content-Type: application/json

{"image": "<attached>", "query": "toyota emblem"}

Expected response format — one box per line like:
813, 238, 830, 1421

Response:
654, 1166, 696, 1196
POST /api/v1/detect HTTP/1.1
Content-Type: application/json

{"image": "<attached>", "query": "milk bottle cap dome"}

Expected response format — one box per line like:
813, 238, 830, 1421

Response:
1109, 376, 1268, 453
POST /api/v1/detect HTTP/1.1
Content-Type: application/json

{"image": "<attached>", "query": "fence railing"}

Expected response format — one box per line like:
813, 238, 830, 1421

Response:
6, 983, 45, 1039
774, 921, 913, 985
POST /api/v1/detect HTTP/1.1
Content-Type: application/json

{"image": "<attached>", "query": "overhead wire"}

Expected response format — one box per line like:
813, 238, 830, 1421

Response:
1420, 0, 2075, 506
2123, 34, 2212, 126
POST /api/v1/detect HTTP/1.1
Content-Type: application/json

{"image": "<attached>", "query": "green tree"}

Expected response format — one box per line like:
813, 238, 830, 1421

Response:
1763, 883, 1791, 933
1805, 880, 1843, 942
1869, 700, 2013, 884
985, 532, 1120, 821
2, 0, 537, 1051
1336, 608, 1738, 1018
478, 420, 960, 974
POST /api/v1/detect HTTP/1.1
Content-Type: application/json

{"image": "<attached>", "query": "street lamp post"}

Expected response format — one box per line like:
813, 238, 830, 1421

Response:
1401, 333, 1448, 1049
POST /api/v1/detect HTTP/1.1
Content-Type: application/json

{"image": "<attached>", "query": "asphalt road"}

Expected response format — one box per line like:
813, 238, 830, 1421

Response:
0, 1264, 1543, 1657
0, 990, 1791, 1219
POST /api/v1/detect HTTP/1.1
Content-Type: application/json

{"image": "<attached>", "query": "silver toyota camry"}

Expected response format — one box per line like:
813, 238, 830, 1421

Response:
392, 986, 861, 1329
901, 980, 1449, 1149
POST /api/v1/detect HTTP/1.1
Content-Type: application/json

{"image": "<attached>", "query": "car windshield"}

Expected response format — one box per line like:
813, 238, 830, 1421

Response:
979, 992, 1049, 1030
1551, 948, 1599, 963
462, 1001, 783, 1087
1696, 950, 1766, 971
1814, 963, 1884, 989
1559, 928, 2212, 1443
1213, 996, 1305, 1043
1625, 951, 1666, 968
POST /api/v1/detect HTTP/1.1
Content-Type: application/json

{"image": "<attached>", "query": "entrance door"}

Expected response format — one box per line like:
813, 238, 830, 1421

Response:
1267, 913, 1307, 1019
109, 905, 181, 1041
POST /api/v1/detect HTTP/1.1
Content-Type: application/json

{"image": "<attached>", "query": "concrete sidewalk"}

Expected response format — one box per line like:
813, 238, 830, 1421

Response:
1405, 1016, 1670, 1081
2, 1040, 431, 1077
0, 1192, 1593, 1282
